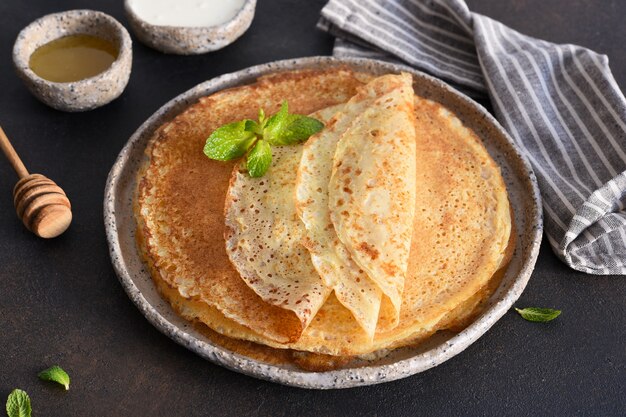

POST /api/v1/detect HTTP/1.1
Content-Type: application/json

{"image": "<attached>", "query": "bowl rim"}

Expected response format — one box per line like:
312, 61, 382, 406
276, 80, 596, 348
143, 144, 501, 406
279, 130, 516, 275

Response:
123, 0, 256, 32
104, 56, 543, 389
12, 9, 132, 88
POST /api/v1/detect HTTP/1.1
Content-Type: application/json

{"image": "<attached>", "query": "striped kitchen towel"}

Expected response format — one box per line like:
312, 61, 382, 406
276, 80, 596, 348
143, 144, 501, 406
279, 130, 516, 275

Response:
318, 0, 626, 275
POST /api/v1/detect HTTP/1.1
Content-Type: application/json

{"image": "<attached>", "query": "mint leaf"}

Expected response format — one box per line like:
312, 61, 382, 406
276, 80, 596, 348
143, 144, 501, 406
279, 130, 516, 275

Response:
262, 101, 290, 144
6, 389, 31, 417
38, 365, 70, 390
267, 114, 324, 145
263, 101, 323, 145
246, 140, 272, 178
515, 307, 561, 322
203, 120, 256, 161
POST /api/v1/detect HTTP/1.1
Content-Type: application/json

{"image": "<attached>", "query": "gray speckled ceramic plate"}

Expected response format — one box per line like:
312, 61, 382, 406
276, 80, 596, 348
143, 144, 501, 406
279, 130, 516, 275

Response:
104, 56, 542, 389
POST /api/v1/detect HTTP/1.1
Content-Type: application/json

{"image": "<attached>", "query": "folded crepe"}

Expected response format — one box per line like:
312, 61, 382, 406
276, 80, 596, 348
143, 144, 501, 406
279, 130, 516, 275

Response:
136, 68, 371, 344
136, 68, 513, 358
296, 73, 416, 338
224, 141, 332, 331
328, 73, 416, 328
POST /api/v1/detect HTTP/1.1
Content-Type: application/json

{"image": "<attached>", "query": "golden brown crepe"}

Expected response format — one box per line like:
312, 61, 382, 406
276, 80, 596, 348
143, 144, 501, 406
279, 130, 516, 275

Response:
148, 249, 512, 371
135, 68, 513, 363
224, 140, 332, 333
136, 68, 372, 344
295, 74, 418, 339
328, 73, 416, 329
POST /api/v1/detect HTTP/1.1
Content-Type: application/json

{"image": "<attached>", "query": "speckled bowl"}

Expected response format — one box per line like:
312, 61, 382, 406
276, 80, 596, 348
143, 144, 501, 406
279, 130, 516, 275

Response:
104, 57, 543, 389
12, 10, 132, 112
124, 0, 256, 55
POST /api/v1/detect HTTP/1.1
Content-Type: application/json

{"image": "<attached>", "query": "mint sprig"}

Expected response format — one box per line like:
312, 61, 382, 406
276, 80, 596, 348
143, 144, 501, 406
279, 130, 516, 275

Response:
6, 389, 31, 417
515, 307, 561, 322
203, 101, 324, 177
38, 365, 70, 390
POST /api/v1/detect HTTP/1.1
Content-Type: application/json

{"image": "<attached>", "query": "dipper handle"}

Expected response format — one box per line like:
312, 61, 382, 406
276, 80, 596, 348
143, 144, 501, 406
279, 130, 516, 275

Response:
0, 125, 29, 179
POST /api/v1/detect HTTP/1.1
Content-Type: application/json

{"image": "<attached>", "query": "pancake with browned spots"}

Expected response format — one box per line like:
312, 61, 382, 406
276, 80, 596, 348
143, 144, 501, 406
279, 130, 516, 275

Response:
135, 68, 513, 362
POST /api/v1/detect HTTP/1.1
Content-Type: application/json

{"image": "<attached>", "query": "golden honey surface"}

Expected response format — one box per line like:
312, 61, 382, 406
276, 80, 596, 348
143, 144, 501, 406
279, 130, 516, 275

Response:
29, 34, 118, 83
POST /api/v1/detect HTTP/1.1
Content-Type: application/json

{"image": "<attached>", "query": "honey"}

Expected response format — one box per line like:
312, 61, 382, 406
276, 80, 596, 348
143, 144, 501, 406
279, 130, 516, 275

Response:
29, 34, 118, 83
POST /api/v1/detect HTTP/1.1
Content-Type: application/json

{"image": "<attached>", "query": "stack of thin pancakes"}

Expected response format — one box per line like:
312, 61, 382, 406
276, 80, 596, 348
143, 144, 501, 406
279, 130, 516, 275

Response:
135, 68, 514, 370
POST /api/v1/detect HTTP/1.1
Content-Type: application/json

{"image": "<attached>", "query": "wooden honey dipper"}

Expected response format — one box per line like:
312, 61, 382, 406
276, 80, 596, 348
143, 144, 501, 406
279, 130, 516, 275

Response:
0, 125, 72, 238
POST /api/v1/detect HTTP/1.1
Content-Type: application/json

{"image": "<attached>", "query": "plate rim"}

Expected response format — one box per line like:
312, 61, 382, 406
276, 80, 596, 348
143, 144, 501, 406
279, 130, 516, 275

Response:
104, 56, 543, 389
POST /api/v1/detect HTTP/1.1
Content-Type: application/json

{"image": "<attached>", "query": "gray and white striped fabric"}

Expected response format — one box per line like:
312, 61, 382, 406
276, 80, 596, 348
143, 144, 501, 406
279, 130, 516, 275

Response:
318, 0, 626, 275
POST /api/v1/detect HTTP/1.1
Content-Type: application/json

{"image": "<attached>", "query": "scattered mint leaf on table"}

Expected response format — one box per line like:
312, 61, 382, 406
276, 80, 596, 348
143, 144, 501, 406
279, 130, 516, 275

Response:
6, 389, 31, 417
203, 101, 324, 177
38, 365, 70, 390
515, 307, 561, 322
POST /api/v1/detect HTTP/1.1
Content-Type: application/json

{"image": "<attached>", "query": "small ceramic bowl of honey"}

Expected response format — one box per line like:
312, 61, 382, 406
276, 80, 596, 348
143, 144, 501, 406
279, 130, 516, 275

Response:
13, 10, 132, 112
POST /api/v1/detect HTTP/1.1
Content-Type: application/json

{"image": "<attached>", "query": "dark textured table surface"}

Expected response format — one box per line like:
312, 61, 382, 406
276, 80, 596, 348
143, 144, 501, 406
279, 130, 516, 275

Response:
1, 1, 625, 416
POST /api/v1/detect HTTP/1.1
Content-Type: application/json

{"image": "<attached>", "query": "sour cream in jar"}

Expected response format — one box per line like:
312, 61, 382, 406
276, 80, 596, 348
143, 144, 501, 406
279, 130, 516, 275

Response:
127, 0, 247, 28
